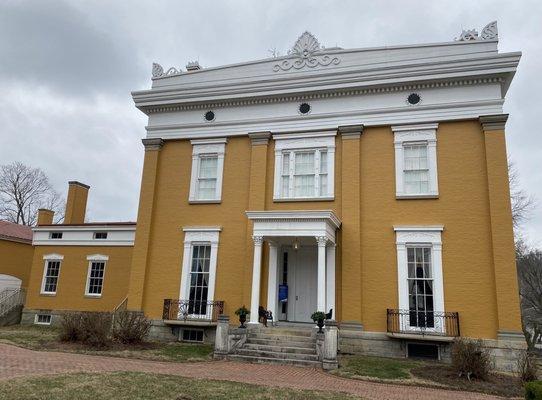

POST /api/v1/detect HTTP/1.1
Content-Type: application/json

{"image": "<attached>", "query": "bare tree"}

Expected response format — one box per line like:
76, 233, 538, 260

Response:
0, 162, 64, 226
509, 160, 536, 231
517, 244, 542, 350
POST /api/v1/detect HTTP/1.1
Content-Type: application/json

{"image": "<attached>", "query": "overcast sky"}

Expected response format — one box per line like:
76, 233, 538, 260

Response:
1, 0, 540, 246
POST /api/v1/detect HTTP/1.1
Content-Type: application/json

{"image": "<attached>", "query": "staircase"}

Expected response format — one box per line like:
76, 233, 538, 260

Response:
228, 326, 321, 367
0, 288, 26, 326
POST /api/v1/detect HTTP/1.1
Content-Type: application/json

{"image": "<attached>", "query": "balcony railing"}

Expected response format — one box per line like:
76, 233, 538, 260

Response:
163, 299, 224, 322
387, 309, 460, 338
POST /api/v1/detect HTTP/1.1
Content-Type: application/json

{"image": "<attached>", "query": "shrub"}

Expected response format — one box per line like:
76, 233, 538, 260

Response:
59, 312, 83, 342
518, 350, 539, 383
112, 311, 151, 344
525, 381, 542, 400
79, 312, 112, 347
451, 338, 492, 380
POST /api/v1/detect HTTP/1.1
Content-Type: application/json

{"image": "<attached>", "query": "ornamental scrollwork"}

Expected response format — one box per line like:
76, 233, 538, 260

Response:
456, 21, 498, 42
152, 62, 182, 78
273, 31, 340, 72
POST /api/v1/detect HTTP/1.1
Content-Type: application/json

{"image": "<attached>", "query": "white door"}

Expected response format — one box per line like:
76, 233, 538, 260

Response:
291, 247, 317, 322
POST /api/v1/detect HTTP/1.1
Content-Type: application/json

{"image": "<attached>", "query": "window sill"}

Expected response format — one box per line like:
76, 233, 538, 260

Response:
396, 194, 439, 200
40, 292, 56, 297
84, 294, 102, 299
188, 199, 222, 204
273, 196, 335, 203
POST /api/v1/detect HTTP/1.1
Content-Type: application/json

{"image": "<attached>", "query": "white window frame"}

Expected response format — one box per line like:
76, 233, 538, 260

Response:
40, 254, 63, 295
34, 314, 52, 325
394, 226, 445, 333
273, 132, 335, 201
85, 254, 109, 297
392, 123, 438, 199
179, 227, 221, 306
189, 138, 227, 203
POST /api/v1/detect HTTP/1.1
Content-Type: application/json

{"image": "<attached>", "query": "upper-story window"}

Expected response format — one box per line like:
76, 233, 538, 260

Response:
189, 138, 227, 203
50, 232, 63, 239
274, 133, 335, 201
393, 123, 438, 199
41, 254, 63, 295
85, 255, 108, 297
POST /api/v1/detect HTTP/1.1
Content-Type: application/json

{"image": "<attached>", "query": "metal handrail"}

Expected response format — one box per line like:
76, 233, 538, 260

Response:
163, 299, 224, 322
387, 308, 460, 337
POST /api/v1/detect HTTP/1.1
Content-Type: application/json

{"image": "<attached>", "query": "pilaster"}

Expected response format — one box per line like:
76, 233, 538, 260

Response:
480, 114, 522, 335
127, 138, 164, 311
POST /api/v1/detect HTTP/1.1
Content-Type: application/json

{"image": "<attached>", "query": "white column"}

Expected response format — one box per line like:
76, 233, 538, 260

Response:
326, 244, 336, 316
316, 236, 327, 312
249, 236, 264, 324
267, 242, 278, 320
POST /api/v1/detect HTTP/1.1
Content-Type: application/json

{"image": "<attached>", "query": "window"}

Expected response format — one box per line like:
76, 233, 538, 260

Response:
93, 232, 107, 239
394, 226, 444, 333
35, 314, 52, 325
188, 245, 210, 314
393, 124, 438, 198
85, 256, 107, 296
50, 232, 63, 239
180, 228, 220, 319
274, 133, 335, 200
41, 255, 63, 294
189, 139, 226, 202
182, 329, 204, 342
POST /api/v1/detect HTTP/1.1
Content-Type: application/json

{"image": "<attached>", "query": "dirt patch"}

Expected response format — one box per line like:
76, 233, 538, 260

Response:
412, 365, 523, 398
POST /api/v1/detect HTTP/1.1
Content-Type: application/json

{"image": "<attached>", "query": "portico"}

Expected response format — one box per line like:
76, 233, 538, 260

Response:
246, 210, 341, 324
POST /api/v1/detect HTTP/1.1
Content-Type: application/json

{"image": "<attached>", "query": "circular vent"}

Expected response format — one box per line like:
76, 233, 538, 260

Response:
204, 111, 215, 121
299, 103, 311, 114
407, 93, 421, 105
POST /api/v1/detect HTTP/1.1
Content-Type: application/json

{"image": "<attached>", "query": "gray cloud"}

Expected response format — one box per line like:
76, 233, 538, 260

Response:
0, 0, 540, 246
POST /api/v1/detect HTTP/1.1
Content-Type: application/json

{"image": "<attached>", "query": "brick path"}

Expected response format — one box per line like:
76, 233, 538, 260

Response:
0, 343, 504, 399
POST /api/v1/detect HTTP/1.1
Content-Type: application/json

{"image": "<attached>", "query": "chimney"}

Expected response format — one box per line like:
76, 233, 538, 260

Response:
37, 209, 54, 225
64, 181, 89, 224
186, 61, 202, 71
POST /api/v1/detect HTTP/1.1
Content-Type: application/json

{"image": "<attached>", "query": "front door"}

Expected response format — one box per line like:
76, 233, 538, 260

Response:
284, 246, 317, 322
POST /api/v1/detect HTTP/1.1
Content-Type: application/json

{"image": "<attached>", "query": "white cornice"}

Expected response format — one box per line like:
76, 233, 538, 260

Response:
246, 210, 341, 229
32, 225, 136, 232
394, 225, 444, 232
182, 226, 222, 232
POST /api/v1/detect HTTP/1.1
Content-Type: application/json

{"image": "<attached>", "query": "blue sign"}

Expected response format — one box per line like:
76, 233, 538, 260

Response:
278, 284, 288, 302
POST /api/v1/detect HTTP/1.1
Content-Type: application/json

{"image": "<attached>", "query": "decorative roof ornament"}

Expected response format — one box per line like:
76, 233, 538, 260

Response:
456, 21, 498, 42
151, 63, 182, 79
273, 31, 341, 72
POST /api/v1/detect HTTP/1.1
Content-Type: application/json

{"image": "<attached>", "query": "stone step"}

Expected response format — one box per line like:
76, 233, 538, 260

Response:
259, 328, 313, 337
227, 354, 321, 368
246, 337, 315, 349
243, 343, 317, 355
236, 348, 319, 361
248, 333, 315, 343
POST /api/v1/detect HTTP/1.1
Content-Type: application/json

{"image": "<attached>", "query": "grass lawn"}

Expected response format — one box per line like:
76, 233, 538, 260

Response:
335, 355, 421, 380
0, 372, 357, 400
0, 325, 213, 362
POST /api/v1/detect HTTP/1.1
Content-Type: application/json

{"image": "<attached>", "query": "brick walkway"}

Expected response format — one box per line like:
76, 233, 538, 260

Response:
0, 343, 503, 399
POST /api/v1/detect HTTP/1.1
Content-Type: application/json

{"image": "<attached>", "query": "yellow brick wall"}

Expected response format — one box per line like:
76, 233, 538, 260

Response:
0, 239, 34, 288
25, 246, 132, 312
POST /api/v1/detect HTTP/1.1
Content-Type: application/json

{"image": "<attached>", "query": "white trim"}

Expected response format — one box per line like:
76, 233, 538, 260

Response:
394, 226, 445, 333
32, 226, 135, 246
179, 228, 220, 304
34, 314, 52, 325
393, 123, 439, 198
84, 257, 108, 297
188, 139, 227, 203
273, 135, 335, 201
40, 256, 63, 295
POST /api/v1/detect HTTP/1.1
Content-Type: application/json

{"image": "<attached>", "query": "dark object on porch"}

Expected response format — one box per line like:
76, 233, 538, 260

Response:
386, 309, 460, 337
407, 343, 439, 360
235, 305, 250, 328
258, 306, 273, 327
325, 309, 333, 320
311, 311, 326, 333
162, 299, 224, 322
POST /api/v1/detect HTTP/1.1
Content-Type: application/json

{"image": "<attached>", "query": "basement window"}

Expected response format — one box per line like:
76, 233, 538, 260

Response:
35, 314, 52, 325
50, 232, 63, 239
407, 343, 439, 360
93, 232, 108, 239
182, 329, 204, 343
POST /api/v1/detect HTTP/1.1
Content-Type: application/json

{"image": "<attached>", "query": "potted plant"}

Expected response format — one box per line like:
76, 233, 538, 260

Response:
311, 311, 326, 333
235, 306, 250, 328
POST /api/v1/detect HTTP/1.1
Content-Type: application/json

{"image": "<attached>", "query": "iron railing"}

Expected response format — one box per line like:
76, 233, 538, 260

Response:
163, 299, 224, 322
0, 288, 26, 318
387, 309, 460, 337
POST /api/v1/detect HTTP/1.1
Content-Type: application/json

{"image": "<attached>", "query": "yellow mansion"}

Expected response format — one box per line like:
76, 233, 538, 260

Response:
4, 23, 525, 369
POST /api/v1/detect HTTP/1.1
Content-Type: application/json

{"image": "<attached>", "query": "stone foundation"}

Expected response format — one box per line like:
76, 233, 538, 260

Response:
21, 308, 63, 326
148, 320, 217, 344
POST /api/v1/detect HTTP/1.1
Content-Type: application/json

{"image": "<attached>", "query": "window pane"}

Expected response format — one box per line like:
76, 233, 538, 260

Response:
294, 175, 315, 197
282, 153, 290, 173
197, 178, 217, 199
189, 245, 211, 314
319, 174, 327, 196
198, 156, 217, 178
406, 246, 434, 327
294, 152, 314, 175
320, 151, 327, 173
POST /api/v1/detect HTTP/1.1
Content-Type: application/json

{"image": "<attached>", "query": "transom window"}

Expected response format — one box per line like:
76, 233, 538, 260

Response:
42, 260, 61, 294
189, 139, 226, 202
86, 261, 106, 296
407, 247, 434, 328
403, 143, 429, 194
274, 134, 335, 200
189, 244, 211, 315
